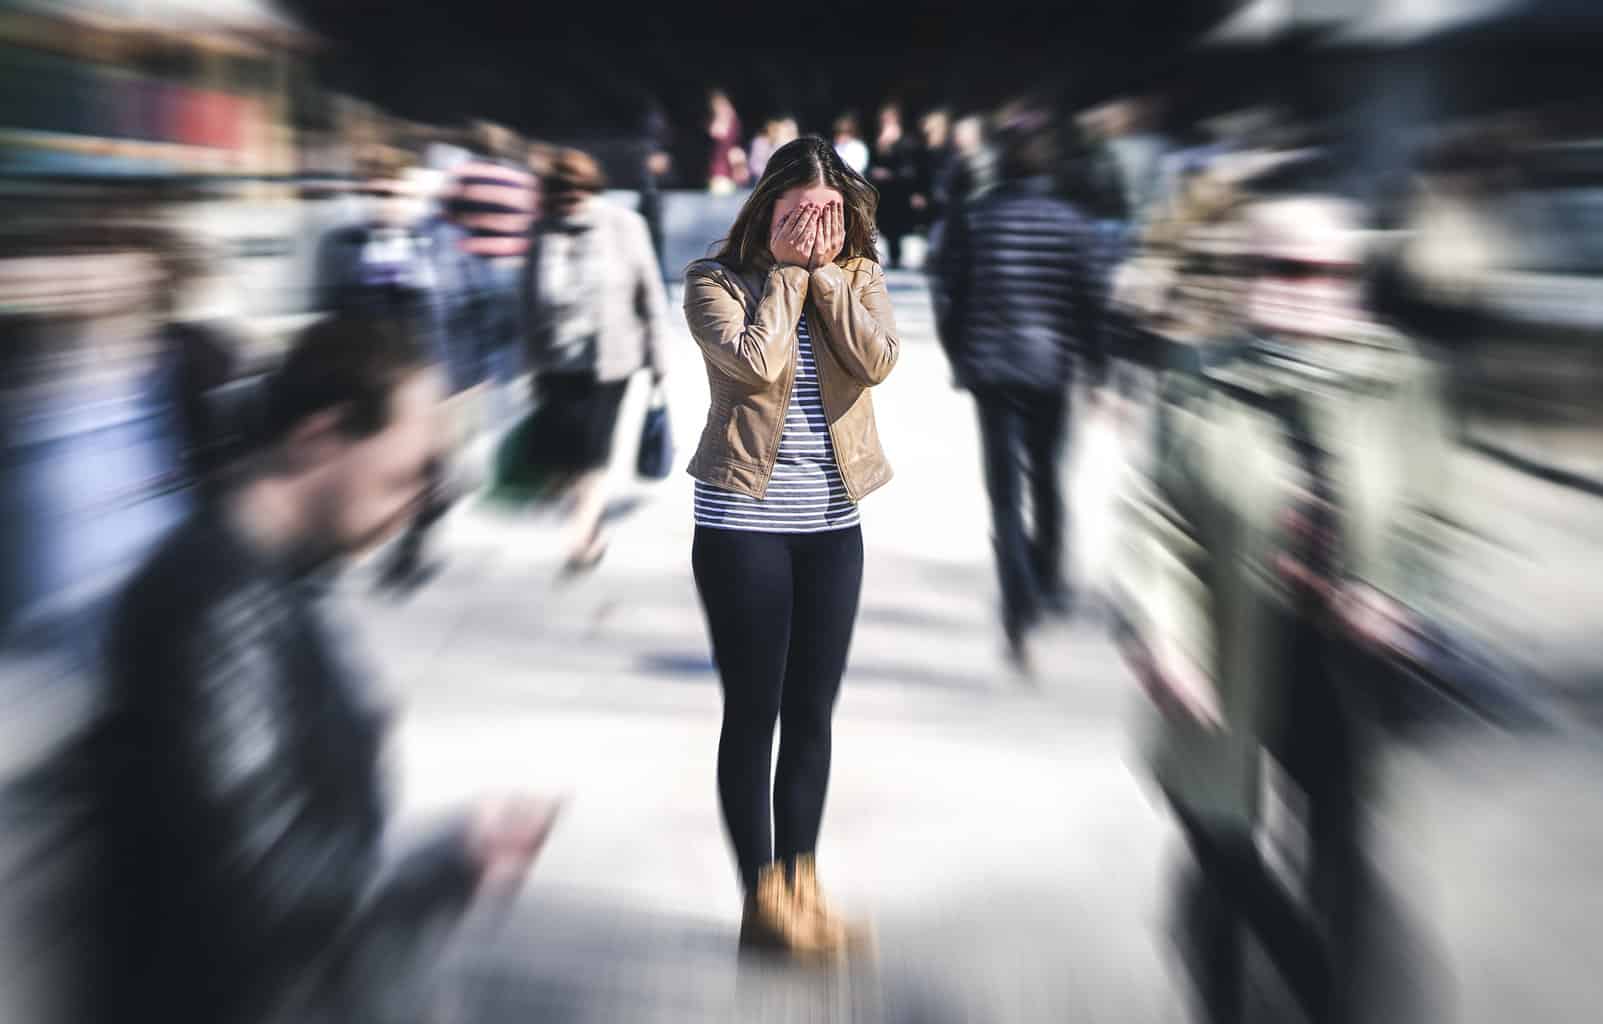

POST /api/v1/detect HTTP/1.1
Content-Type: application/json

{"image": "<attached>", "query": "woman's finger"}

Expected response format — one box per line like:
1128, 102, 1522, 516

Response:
789, 208, 807, 243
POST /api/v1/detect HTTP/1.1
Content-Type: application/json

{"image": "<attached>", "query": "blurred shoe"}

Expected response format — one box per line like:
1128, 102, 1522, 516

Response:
792, 854, 872, 954
559, 540, 609, 579
739, 863, 838, 960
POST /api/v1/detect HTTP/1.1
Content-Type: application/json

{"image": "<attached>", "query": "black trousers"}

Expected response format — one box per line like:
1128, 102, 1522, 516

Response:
973, 386, 1071, 634
692, 525, 864, 892
1173, 623, 1366, 1024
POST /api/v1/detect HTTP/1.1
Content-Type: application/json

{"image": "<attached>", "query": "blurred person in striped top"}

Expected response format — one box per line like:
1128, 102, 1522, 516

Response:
444, 121, 539, 402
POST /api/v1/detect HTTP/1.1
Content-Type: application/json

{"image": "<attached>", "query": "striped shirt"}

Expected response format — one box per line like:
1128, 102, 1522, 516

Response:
446, 158, 537, 259
694, 316, 861, 534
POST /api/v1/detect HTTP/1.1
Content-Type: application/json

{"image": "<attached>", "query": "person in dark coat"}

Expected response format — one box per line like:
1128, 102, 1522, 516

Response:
78, 311, 560, 1024
931, 108, 1109, 669
868, 102, 924, 269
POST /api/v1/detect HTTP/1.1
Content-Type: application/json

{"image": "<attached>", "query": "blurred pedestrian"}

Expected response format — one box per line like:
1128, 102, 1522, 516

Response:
316, 149, 438, 320
707, 89, 748, 194
916, 108, 952, 227
1089, 95, 1177, 236
940, 113, 998, 209
832, 113, 869, 175
81, 311, 561, 1024
683, 135, 898, 957
931, 107, 1108, 671
317, 151, 464, 594
748, 115, 799, 184
444, 121, 540, 399
524, 148, 670, 574
868, 102, 923, 268
637, 98, 675, 263
1114, 186, 1452, 1024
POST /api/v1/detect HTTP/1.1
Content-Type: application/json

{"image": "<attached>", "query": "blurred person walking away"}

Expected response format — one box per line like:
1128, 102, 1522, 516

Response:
868, 102, 924, 269
683, 136, 898, 958
76, 311, 561, 1024
931, 108, 1108, 672
524, 148, 670, 575
637, 98, 676, 265
1113, 182, 1453, 1024
444, 121, 540, 422
916, 108, 953, 233
925, 111, 993, 308
832, 113, 870, 176
1086, 96, 1177, 413
317, 151, 460, 594
707, 89, 749, 194
941, 114, 999, 210
1094, 95, 1175, 232
748, 115, 800, 185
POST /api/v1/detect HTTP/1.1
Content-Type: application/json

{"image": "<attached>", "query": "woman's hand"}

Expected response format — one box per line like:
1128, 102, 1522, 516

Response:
771, 203, 820, 267
809, 201, 844, 270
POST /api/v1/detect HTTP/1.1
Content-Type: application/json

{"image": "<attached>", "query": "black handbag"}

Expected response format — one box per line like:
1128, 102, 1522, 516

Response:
636, 384, 673, 480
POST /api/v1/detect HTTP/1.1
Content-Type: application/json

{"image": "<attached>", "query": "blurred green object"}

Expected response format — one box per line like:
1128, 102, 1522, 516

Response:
487, 406, 572, 507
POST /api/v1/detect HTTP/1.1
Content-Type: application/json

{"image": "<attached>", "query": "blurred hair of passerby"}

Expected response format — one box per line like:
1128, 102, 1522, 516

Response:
930, 105, 1108, 671
1113, 188, 1452, 1024
683, 135, 897, 958
868, 102, 925, 269
832, 113, 870, 175
748, 115, 800, 184
79, 310, 561, 1024
524, 148, 670, 574
707, 89, 748, 194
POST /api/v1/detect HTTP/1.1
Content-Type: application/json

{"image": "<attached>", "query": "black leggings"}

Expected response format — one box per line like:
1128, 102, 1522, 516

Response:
692, 525, 864, 892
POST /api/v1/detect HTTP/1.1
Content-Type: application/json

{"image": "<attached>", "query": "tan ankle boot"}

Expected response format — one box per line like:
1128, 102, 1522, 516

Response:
739, 863, 836, 959
791, 855, 869, 952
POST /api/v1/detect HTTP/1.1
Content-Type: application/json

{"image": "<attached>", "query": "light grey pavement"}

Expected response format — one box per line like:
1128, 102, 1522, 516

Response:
346, 271, 1602, 1023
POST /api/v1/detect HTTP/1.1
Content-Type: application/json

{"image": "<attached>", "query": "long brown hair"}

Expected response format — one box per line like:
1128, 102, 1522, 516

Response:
713, 135, 879, 270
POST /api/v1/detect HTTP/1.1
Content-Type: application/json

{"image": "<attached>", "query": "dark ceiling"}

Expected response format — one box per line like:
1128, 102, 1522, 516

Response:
281, 0, 1243, 142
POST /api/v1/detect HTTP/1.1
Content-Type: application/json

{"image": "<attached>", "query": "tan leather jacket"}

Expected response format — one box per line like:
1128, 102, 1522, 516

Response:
682, 254, 898, 500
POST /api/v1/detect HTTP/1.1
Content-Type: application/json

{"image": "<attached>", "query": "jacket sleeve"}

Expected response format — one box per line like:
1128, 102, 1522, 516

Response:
682, 262, 808, 387
628, 212, 671, 377
807, 261, 900, 387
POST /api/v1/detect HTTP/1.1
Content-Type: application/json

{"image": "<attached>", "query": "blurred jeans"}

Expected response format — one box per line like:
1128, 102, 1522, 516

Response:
973, 385, 1071, 632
